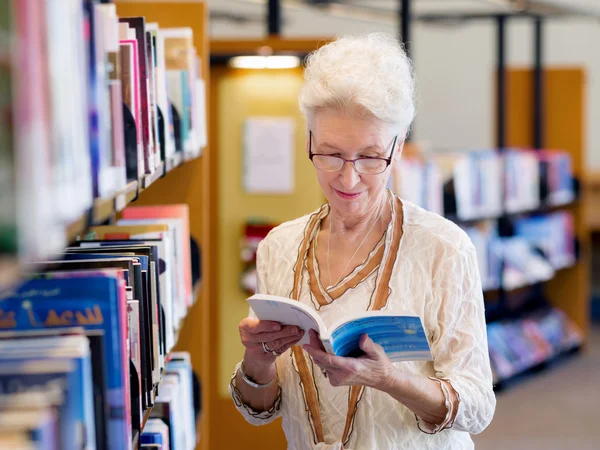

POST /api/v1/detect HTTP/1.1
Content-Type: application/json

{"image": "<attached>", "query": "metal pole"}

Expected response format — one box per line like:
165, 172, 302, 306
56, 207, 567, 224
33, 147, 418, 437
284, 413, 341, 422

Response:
268, 0, 281, 36
496, 15, 507, 149
400, 0, 412, 140
533, 17, 544, 149
400, 0, 412, 58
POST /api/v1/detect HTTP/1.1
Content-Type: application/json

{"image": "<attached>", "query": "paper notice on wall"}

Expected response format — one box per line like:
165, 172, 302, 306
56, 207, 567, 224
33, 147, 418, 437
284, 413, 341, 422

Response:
243, 117, 295, 194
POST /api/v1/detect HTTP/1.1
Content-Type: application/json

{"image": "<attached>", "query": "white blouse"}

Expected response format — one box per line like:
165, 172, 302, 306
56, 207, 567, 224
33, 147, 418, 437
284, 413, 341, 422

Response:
230, 197, 496, 450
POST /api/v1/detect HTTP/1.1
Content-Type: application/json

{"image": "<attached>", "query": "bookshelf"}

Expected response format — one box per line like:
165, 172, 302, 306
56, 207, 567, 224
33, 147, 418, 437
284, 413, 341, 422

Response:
0, 1, 210, 449
113, 2, 213, 450
505, 67, 590, 340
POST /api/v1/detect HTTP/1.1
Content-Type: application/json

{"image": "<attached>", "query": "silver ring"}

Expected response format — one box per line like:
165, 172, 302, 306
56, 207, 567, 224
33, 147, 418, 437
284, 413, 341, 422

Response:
262, 342, 280, 357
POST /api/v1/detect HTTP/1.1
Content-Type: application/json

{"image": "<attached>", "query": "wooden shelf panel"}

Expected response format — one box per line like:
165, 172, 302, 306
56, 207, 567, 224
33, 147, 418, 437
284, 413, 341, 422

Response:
142, 162, 166, 189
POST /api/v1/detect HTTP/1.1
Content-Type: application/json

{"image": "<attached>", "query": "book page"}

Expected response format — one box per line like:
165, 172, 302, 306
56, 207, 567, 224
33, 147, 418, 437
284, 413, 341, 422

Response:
247, 294, 327, 347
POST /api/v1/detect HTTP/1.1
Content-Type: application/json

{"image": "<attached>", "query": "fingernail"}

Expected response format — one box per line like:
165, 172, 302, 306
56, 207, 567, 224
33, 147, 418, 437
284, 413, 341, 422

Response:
272, 324, 281, 331
293, 327, 300, 335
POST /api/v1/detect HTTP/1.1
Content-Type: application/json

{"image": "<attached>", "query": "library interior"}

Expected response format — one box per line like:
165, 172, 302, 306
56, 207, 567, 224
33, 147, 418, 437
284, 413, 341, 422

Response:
1, 0, 599, 449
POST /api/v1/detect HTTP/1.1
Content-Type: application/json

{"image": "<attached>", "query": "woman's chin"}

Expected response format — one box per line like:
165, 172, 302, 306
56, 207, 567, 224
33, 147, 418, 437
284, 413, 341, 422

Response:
330, 197, 366, 216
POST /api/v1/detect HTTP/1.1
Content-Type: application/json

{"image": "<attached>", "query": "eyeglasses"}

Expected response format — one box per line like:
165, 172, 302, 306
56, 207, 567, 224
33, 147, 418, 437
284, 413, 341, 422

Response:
308, 130, 398, 175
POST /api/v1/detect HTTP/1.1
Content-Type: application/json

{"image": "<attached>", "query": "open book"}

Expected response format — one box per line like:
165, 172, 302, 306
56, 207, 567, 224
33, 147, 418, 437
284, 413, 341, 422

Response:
247, 294, 433, 363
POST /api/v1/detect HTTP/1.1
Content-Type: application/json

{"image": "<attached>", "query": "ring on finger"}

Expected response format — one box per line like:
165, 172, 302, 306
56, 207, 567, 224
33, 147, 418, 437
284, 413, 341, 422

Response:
262, 342, 281, 357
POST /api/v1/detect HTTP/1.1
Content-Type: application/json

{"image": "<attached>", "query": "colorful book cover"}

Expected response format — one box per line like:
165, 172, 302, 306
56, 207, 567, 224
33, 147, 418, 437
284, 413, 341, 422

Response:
62, 249, 154, 408
0, 359, 78, 450
117, 219, 180, 344
74, 242, 164, 389
166, 353, 196, 450
141, 418, 170, 450
13, 0, 66, 263
119, 17, 154, 174
162, 28, 194, 154
166, 70, 188, 151
122, 205, 193, 307
0, 274, 131, 449
0, 406, 59, 450
127, 300, 142, 418
149, 24, 176, 159
146, 30, 161, 168
97, 3, 127, 192
119, 38, 145, 179
0, 0, 16, 255
0, 335, 96, 450
151, 374, 183, 450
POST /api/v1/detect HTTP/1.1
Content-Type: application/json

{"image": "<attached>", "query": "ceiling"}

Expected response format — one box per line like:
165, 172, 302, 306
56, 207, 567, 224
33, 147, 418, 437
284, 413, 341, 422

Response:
207, 0, 600, 36
239, 0, 600, 17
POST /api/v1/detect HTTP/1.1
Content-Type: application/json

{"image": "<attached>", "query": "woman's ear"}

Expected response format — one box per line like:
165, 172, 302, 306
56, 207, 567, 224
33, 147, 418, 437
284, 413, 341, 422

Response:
394, 140, 405, 162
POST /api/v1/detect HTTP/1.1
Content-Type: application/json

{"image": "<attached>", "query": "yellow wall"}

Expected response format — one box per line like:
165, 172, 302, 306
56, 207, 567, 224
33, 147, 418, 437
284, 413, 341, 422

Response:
217, 68, 324, 397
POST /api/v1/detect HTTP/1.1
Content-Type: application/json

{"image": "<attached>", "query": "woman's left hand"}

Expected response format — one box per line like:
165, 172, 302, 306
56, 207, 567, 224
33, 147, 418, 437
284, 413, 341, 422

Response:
302, 329, 396, 389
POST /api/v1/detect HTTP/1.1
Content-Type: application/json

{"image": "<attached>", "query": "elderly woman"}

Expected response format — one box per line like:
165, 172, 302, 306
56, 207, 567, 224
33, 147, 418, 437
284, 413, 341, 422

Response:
230, 33, 496, 450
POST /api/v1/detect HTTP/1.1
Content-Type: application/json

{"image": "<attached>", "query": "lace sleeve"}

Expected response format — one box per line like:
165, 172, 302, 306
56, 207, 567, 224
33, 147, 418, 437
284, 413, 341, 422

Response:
425, 236, 496, 435
229, 362, 283, 425
229, 237, 283, 425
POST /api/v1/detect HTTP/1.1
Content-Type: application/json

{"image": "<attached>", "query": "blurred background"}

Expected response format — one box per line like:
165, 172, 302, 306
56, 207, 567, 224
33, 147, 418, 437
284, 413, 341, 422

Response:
1, 1, 599, 449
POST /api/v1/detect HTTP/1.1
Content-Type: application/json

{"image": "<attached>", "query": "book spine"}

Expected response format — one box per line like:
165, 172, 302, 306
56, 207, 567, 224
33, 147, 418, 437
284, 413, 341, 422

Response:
117, 278, 133, 449
146, 31, 161, 167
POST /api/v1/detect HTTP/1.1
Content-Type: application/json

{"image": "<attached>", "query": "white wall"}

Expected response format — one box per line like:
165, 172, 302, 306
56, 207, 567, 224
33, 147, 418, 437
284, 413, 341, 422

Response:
207, 0, 600, 170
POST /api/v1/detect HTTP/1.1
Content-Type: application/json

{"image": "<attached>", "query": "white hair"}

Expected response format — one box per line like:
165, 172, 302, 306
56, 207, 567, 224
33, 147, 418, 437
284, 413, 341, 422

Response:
299, 33, 416, 137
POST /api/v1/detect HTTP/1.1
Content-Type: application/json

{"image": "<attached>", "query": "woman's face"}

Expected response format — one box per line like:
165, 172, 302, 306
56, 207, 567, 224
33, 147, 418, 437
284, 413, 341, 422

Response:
309, 108, 402, 219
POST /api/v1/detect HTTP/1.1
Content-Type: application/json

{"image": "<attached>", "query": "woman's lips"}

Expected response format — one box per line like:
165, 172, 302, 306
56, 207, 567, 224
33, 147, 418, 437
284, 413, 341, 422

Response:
334, 189, 361, 200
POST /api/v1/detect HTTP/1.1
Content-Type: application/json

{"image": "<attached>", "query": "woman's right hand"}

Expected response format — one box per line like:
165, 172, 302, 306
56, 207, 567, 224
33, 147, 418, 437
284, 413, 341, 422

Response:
239, 317, 305, 370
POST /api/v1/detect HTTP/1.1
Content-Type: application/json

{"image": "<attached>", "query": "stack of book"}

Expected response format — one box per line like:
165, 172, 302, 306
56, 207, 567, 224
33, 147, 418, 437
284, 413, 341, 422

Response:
390, 155, 443, 215
460, 221, 503, 292
0, 204, 197, 450
1, 1, 207, 267
459, 211, 576, 292
426, 149, 504, 221
390, 147, 576, 221
388, 146, 581, 385
487, 308, 583, 384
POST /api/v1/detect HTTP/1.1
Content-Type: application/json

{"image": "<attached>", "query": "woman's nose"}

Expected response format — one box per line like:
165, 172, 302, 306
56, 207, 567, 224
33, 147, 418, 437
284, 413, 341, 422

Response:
338, 160, 360, 189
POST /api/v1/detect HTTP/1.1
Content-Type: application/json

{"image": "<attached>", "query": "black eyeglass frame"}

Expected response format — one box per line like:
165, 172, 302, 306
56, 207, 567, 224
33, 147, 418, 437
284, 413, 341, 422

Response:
308, 130, 399, 175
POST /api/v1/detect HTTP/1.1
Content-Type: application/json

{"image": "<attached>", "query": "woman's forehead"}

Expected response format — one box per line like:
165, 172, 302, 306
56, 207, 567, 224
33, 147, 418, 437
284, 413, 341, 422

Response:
312, 124, 393, 151
310, 107, 393, 141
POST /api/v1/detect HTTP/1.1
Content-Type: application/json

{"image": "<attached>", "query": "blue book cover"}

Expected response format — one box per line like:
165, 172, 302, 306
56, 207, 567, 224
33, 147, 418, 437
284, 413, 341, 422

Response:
83, 0, 100, 198
0, 359, 80, 450
141, 432, 164, 445
0, 274, 129, 449
0, 400, 60, 450
181, 71, 191, 148
167, 356, 196, 450
0, 335, 96, 450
